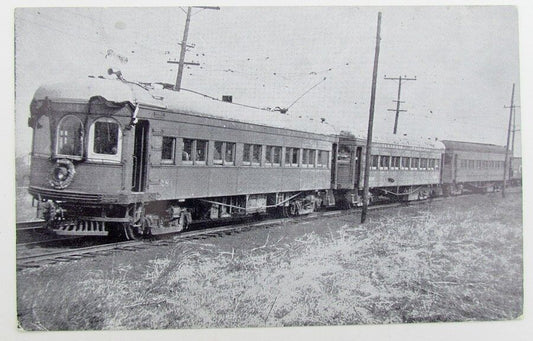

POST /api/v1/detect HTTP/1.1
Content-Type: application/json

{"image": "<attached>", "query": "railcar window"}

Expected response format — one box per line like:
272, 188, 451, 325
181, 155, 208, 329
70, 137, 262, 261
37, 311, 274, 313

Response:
401, 157, 410, 170
337, 145, 351, 163
411, 157, 419, 169
225, 143, 235, 165
243, 144, 251, 165
273, 146, 281, 166
214, 141, 223, 164
266, 146, 281, 167
468, 160, 474, 168
252, 145, 262, 165
57, 115, 83, 157
317, 150, 329, 168
292, 148, 300, 166
34, 115, 52, 156
243, 144, 261, 166
285, 147, 299, 167
420, 158, 428, 170
428, 158, 435, 170
317, 151, 324, 167
87, 117, 122, 162
182, 139, 193, 163
161, 137, 176, 164
195, 140, 208, 164
371, 155, 379, 169
214, 141, 235, 165
302, 149, 309, 167
380, 155, 390, 170
309, 149, 316, 168
266, 146, 273, 164
93, 120, 119, 155
435, 159, 439, 169
391, 156, 400, 169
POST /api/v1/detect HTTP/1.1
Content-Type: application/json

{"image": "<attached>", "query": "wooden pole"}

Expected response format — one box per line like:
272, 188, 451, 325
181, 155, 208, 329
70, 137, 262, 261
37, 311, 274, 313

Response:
174, 7, 192, 91
361, 12, 382, 223
502, 83, 515, 198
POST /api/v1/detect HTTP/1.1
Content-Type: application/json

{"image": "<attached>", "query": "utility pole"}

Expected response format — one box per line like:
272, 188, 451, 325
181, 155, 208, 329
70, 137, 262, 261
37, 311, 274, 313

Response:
502, 83, 515, 198
169, 6, 219, 91
361, 12, 382, 224
384, 75, 416, 134
509, 106, 520, 158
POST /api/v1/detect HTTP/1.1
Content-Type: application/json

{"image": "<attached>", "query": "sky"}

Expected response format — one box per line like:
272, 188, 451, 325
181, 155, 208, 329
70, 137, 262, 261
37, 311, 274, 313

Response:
14, 6, 521, 157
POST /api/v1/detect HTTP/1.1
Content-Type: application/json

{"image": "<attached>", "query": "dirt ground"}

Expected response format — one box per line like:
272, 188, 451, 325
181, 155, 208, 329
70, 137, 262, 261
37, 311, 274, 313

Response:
16, 190, 523, 330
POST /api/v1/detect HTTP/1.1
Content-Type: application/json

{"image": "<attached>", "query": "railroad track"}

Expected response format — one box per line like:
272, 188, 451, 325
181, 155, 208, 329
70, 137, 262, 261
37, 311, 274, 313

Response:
16, 220, 84, 246
16, 220, 45, 231
17, 189, 521, 271
15, 197, 445, 271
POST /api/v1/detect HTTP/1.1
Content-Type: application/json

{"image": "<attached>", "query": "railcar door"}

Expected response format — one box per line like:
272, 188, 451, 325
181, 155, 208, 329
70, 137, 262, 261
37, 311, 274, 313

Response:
331, 143, 338, 186
336, 143, 355, 189
354, 146, 362, 187
132, 120, 149, 192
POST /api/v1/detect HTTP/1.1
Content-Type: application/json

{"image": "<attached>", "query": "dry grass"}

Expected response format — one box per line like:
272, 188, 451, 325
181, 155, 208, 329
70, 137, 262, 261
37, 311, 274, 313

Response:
17, 192, 523, 330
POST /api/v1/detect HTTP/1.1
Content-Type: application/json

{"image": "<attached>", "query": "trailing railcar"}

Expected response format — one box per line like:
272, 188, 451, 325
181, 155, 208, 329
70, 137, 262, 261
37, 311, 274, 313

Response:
510, 156, 522, 186
333, 132, 445, 206
440, 140, 507, 194
28, 77, 338, 239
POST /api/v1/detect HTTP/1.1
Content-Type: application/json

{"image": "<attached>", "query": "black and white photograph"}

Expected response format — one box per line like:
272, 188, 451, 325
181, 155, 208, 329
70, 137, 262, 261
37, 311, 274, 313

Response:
6, 1, 531, 339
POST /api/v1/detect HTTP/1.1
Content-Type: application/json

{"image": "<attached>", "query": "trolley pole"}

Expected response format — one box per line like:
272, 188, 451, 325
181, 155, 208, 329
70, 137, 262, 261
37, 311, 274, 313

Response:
361, 12, 382, 224
502, 83, 515, 198
384, 75, 416, 134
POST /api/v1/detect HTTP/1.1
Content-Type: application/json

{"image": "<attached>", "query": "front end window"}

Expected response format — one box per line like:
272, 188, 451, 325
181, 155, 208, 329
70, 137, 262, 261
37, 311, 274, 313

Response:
93, 120, 119, 155
56, 115, 83, 157
88, 117, 122, 162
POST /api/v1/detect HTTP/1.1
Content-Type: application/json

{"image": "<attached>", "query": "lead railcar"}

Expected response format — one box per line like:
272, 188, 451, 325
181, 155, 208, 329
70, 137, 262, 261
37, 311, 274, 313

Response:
28, 77, 337, 239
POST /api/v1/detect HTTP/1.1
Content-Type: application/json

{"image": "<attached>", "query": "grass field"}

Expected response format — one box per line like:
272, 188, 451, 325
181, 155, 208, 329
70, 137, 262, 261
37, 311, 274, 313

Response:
16, 191, 523, 330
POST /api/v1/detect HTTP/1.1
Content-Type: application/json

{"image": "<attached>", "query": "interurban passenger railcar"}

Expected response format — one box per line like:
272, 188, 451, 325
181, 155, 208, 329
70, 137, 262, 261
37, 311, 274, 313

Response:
28, 78, 337, 239
440, 140, 507, 194
510, 156, 522, 186
333, 133, 445, 206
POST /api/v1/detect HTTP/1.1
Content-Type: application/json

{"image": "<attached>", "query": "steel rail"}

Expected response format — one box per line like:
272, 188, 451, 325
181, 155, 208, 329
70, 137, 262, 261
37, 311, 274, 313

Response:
16, 188, 521, 270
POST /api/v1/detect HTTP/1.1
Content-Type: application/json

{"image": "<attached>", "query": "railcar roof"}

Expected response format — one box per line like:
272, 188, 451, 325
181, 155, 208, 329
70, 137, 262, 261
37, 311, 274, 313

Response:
341, 131, 445, 151
33, 78, 338, 137
441, 140, 507, 153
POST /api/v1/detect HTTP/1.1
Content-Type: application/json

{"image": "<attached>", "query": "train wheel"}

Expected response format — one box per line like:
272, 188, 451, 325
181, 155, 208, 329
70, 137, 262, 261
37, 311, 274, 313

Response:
176, 212, 189, 232
289, 202, 300, 216
281, 205, 290, 218
123, 222, 142, 240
